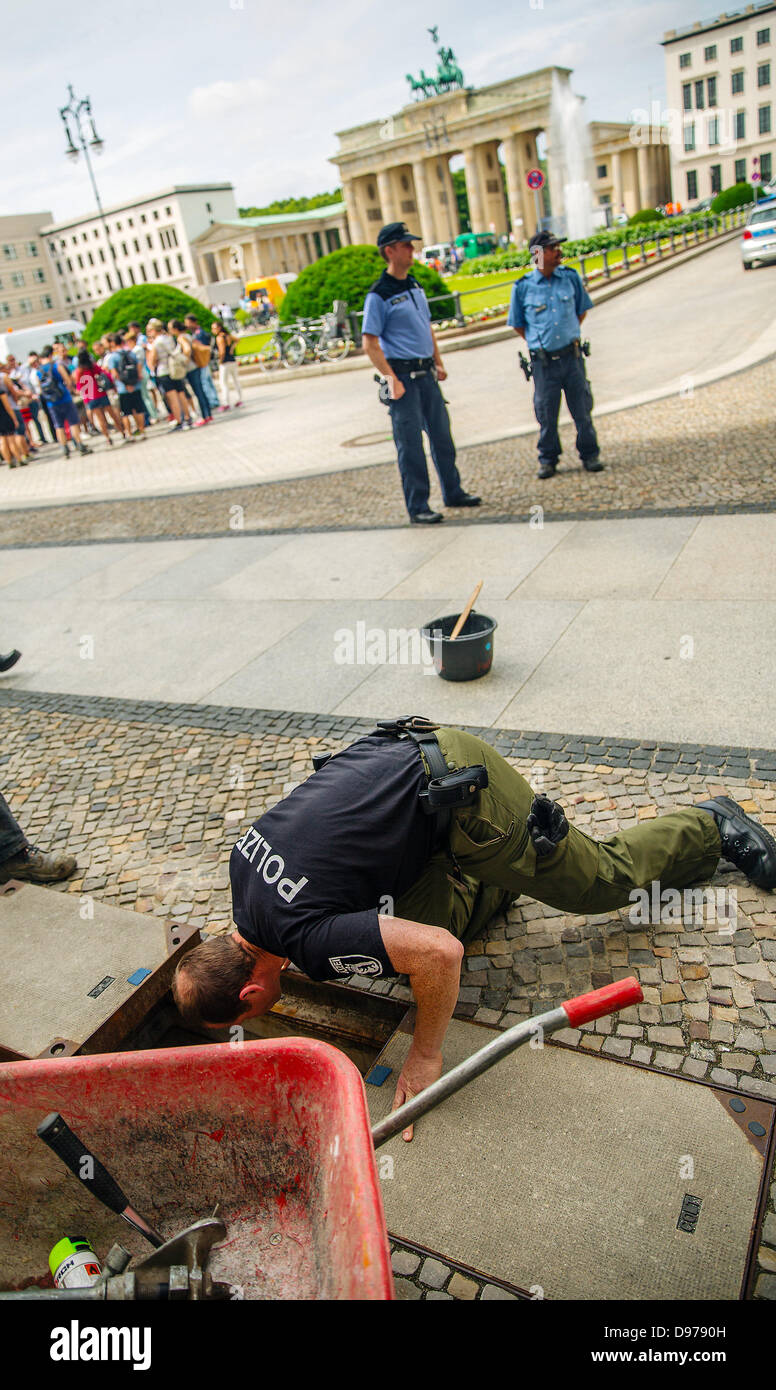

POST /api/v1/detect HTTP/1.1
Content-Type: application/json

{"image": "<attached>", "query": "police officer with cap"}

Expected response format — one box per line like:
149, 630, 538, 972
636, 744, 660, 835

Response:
508, 230, 603, 480
362, 222, 481, 523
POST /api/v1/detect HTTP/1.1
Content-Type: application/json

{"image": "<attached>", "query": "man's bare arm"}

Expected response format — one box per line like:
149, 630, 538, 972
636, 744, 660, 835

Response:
361, 333, 404, 400
378, 915, 463, 1140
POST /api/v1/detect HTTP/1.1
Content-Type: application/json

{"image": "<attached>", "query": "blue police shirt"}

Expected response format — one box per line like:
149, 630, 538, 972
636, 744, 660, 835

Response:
362, 270, 434, 359
507, 266, 593, 352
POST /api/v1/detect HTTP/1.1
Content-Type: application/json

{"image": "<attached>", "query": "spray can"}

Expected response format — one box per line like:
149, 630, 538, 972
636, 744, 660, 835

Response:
49, 1236, 103, 1289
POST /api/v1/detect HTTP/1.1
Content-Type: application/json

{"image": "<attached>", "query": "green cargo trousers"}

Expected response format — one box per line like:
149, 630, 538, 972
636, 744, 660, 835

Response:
394, 728, 722, 941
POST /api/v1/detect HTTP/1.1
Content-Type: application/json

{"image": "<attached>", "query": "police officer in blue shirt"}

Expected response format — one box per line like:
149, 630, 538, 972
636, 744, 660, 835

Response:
508, 230, 604, 480
362, 222, 481, 523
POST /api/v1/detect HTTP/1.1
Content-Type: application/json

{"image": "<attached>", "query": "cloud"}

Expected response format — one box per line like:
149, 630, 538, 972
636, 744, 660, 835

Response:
188, 78, 266, 119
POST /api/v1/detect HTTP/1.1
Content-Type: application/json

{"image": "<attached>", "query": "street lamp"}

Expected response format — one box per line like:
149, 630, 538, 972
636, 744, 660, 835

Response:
59, 85, 123, 290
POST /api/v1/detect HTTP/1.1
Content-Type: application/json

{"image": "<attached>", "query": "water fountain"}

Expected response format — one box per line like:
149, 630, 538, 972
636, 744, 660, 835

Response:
549, 71, 595, 240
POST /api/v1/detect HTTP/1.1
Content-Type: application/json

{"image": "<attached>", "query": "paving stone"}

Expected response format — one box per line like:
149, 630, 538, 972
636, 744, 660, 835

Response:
418, 1257, 449, 1290
424, 1289, 454, 1300
647, 1026, 684, 1047
722, 1052, 756, 1072
481, 1283, 519, 1301
710, 1067, 737, 1086
394, 1277, 424, 1300
391, 1249, 421, 1277
653, 1050, 683, 1071
754, 1273, 776, 1300
447, 1272, 480, 1301
631, 1044, 653, 1064
602, 1037, 632, 1058
681, 1057, 708, 1079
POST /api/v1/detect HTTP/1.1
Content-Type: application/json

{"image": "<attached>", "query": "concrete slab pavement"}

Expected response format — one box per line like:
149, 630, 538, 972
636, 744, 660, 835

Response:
2, 512, 775, 746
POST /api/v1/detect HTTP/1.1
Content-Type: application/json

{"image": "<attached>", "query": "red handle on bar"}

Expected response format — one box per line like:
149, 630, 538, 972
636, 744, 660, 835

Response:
562, 976, 642, 1028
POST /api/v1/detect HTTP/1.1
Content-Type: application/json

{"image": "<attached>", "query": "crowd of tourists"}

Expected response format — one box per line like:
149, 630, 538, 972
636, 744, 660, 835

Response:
0, 315, 243, 466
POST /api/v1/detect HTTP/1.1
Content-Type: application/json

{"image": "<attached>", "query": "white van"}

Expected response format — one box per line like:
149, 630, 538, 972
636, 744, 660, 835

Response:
0, 319, 85, 362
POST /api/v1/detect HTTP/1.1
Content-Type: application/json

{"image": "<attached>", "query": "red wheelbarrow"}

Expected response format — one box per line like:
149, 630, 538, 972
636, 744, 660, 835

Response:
0, 978, 640, 1300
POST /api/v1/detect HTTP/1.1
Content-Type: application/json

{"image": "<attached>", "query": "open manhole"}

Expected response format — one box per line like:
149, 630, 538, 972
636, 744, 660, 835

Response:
340, 431, 393, 448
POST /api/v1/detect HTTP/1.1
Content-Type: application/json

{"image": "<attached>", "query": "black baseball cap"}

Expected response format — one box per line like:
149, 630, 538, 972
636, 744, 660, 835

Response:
529, 230, 567, 250
376, 222, 422, 248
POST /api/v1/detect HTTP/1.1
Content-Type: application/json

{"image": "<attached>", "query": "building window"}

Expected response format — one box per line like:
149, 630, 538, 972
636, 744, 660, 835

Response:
710, 164, 722, 194
94, 228, 99, 238
695, 80, 705, 109
41, 294, 53, 310
128, 217, 134, 227
146, 235, 153, 249
141, 213, 147, 223
2, 245, 17, 260
758, 28, 771, 46
165, 206, 172, 215
596, 163, 607, 178
127, 266, 135, 285
33, 268, 45, 283
139, 263, 148, 282
679, 52, 691, 68
116, 221, 122, 231
684, 122, 696, 152
77, 255, 84, 269
18, 298, 33, 314
99, 249, 105, 263
683, 82, 692, 111
49, 241, 56, 254
736, 110, 746, 139
730, 36, 743, 54
686, 169, 698, 200
87, 251, 94, 266
0, 303, 10, 318
759, 63, 771, 87
66, 258, 73, 272
177, 254, 184, 272
55, 261, 62, 276
25, 241, 39, 257
732, 70, 744, 94
82, 232, 88, 242
735, 157, 746, 182
164, 256, 172, 276
105, 272, 112, 291
708, 116, 720, 146
705, 44, 717, 61
762, 152, 773, 180
133, 238, 140, 253
121, 242, 128, 256
760, 104, 772, 133
11, 271, 24, 287
707, 75, 717, 106
152, 259, 160, 277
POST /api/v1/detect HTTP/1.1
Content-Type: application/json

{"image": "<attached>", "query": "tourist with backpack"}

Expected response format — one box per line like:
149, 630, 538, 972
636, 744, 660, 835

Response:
31, 346, 92, 459
145, 318, 194, 432
74, 349, 122, 447
104, 333, 146, 443
212, 319, 243, 408
169, 319, 211, 427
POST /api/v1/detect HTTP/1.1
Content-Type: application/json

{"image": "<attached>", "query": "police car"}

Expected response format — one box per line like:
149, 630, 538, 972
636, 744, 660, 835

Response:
741, 196, 776, 269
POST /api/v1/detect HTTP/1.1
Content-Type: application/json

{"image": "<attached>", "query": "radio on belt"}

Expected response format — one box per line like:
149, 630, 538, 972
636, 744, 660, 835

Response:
419, 763, 488, 813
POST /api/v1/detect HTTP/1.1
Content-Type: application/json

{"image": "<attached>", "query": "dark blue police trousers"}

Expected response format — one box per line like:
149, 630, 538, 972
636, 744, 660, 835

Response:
531, 352, 599, 470
387, 372, 463, 516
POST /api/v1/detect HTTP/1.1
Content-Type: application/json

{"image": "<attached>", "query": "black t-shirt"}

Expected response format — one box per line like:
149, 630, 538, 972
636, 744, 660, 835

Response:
229, 734, 435, 981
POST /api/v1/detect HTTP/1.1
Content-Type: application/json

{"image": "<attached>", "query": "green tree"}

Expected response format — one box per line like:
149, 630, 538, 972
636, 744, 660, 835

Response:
238, 188, 343, 217
278, 245, 455, 323
84, 285, 214, 345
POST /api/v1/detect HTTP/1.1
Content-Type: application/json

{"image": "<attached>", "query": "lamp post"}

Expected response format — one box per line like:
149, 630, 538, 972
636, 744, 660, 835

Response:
59, 85, 123, 290
423, 115, 457, 245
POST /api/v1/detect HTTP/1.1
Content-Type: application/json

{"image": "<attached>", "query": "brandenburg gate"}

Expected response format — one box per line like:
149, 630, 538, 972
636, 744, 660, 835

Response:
330, 59, 574, 247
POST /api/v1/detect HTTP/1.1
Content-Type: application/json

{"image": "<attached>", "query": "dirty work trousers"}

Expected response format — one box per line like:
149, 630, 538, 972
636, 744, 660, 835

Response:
394, 728, 721, 941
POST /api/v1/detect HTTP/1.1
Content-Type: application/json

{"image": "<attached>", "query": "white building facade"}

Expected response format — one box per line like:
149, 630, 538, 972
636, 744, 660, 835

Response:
663, 3, 775, 203
42, 184, 238, 322
0, 212, 67, 329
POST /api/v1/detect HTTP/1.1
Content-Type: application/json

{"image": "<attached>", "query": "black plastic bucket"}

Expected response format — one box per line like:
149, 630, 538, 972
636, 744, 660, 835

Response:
421, 611, 498, 682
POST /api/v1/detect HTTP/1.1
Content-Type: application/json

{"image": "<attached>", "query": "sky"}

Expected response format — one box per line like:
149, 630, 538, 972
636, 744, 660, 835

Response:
1, 0, 722, 222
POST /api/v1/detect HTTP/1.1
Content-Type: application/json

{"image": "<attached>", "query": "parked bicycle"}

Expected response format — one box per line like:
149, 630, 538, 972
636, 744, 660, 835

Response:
257, 323, 308, 371
295, 312, 353, 364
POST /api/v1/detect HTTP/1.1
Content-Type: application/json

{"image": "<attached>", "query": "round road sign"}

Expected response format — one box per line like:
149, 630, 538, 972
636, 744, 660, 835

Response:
526, 168, 545, 190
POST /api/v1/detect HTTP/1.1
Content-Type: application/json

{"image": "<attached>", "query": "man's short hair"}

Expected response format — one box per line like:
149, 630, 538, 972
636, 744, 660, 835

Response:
184, 314, 199, 325
173, 935, 256, 1026
41, 345, 53, 358
128, 321, 141, 330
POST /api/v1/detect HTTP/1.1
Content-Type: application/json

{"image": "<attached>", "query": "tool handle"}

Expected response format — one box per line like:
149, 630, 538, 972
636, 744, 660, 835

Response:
562, 976, 642, 1028
37, 1112, 130, 1217
450, 580, 483, 641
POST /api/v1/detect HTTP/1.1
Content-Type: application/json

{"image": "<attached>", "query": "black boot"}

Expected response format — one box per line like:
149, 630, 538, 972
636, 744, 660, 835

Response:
695, 796, 776, 891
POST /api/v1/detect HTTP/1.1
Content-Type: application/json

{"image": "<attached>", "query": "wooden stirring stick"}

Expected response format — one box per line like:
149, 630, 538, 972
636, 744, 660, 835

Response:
450, 580, 483, 640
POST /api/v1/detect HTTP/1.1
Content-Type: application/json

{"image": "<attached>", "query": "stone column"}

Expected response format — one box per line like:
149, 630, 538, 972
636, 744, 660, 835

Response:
377, 169, 397, 224
463, 145, 486, 232
637, 144, 651, 211
412, 158, 436, 245
342, 179, 364, 245
294, 235, 306, 269
612, 151, 624, 215
503, 133, 535, 240
436, 157, 459, 242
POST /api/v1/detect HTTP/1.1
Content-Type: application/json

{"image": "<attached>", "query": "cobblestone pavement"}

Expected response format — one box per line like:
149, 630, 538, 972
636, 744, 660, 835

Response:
1, 693, 774, 1297
0, 355, 774, 547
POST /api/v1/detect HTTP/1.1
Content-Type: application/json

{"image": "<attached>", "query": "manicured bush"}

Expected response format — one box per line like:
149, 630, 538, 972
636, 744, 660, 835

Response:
628, 207, 665, 225
278, 245, 455, 323
456, 210, 722, 275
84, 285, 213, 345
711, 181, 756, 213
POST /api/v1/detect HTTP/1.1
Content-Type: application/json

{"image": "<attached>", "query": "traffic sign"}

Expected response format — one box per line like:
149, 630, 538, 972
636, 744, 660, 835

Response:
526, 168, 544, 190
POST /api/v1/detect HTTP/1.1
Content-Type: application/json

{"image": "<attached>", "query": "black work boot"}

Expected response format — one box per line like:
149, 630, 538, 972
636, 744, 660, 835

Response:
0, 844, 78, 885
695, 796, 776, 891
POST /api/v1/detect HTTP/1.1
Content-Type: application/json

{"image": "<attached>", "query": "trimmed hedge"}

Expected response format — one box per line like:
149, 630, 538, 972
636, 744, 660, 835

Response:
710, 181, 757, 213
628, 207, 665, 225
84, 285, 213, 345
278, 244, 455, 323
